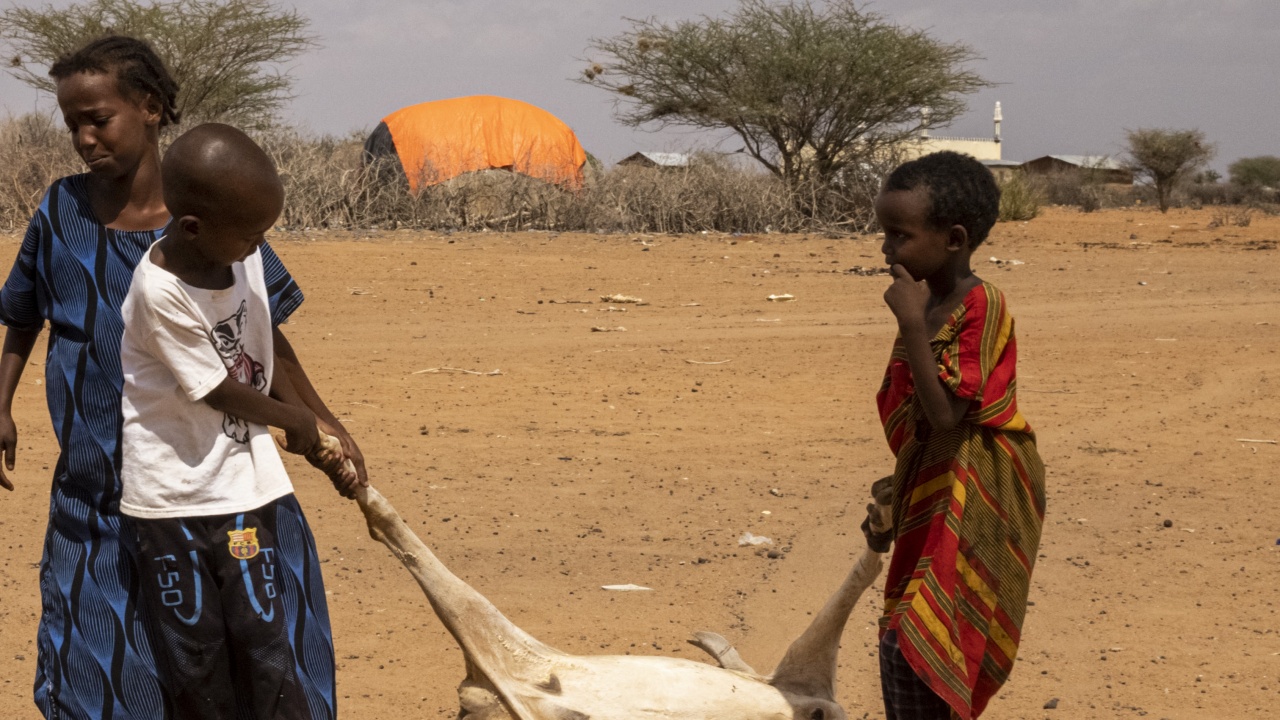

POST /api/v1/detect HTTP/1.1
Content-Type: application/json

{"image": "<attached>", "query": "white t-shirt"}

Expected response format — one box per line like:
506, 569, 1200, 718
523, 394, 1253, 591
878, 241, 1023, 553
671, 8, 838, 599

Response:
119, 245, 294, 519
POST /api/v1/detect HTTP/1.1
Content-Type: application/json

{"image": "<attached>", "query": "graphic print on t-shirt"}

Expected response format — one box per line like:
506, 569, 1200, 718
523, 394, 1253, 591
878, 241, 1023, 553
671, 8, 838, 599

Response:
209, 300, 266, 443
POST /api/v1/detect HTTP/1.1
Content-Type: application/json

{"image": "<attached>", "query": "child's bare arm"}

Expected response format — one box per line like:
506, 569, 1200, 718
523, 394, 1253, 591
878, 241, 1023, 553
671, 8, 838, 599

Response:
0, 327, 40, 490
204, 376, 318, 455
269, 355, 364, 498
884, 265, 969, 432
272, 327, 368, 485
898, 326, 969, 432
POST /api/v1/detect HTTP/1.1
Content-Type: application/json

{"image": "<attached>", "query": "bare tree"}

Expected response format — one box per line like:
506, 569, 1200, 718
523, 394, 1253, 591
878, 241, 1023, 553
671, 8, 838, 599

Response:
2, 0, 316, 128
1124, 128, 1214, 213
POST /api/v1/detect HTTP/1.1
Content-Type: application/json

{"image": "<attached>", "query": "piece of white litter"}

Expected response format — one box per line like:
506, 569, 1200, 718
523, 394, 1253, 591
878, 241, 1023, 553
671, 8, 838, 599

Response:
602, 584, 652, 592
766, 294, 795, 302
738, 532, 774, 547
1236, 438, 1276, 444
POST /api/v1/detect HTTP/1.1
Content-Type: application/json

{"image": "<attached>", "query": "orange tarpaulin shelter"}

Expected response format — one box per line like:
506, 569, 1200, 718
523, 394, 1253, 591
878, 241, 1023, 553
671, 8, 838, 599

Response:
365, 95, 587, 192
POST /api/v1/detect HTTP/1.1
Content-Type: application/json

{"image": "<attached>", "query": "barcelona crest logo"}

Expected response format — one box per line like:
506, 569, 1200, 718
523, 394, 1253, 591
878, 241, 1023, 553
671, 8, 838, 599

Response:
227, 528, 260, 560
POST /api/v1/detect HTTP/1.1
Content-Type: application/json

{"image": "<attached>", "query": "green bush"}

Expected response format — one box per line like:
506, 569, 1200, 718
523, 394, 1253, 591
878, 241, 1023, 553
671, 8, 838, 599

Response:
997, 171, 1042, 222
1228, 156, 1280, 190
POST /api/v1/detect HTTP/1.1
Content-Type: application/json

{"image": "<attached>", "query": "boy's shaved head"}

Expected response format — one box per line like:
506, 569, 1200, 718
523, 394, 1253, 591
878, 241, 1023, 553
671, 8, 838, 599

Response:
162, 123, 281, 220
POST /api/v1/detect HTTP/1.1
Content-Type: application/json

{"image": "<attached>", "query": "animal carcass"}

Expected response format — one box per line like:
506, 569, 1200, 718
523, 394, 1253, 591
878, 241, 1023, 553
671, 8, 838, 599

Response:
350, 481, 893, 720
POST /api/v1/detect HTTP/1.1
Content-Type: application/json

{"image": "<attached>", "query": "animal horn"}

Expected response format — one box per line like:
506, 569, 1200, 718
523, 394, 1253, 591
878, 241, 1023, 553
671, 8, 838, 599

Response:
769, 482, 893, 700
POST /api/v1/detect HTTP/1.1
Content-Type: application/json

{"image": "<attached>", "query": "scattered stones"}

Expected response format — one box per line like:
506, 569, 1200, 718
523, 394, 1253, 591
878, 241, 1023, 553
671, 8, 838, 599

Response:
1163, 519, 1173, 528
1044, 697, 1060, 710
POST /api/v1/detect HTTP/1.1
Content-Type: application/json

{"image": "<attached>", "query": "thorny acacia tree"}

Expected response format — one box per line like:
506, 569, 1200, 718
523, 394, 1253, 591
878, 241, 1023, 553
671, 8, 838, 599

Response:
2, 0, 315, 128
1124, 128, 1214, 213
582, 0, 990, 191
1228, 155, 1280, 190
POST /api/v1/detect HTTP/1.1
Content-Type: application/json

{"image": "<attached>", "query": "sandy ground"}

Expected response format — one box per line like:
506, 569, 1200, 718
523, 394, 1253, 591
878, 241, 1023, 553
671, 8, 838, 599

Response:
1, 206, 1278, 719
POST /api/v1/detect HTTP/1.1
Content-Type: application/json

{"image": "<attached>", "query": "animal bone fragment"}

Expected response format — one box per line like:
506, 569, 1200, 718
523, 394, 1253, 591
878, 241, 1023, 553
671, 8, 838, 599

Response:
590, 326, 626, 332
353, 470, 893, 720
599, 293, 646, 305
766, 293, 795, 302
412, 366, 503, 376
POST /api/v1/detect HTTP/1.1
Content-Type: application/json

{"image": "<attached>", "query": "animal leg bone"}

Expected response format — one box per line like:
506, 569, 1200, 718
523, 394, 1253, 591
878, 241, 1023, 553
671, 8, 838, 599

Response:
351, 469, 891, 720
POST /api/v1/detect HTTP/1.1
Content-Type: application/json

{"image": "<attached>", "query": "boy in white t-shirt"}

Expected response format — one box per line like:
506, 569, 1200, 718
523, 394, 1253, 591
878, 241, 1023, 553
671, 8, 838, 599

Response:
119, 123, 361, 719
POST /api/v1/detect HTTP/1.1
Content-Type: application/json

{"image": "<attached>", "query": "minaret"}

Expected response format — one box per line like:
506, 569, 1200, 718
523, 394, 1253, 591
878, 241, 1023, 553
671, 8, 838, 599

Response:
993, 102, 1002, 144
920, 107, 931, 139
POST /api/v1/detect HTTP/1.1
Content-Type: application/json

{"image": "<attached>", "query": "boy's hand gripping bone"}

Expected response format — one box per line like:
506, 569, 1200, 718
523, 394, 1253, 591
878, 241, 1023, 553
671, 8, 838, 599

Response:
272, 427, 366, 499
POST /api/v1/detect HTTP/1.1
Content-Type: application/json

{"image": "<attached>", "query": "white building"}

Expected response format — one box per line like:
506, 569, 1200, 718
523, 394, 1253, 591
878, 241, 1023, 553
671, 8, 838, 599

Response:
903, 102, 1004, 162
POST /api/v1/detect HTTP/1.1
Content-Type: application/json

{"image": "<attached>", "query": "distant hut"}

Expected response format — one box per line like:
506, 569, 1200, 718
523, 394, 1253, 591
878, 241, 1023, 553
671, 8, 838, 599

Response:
981, 159, 1023, 184
1021, 155, 1133, 185
617, 152, 694, 169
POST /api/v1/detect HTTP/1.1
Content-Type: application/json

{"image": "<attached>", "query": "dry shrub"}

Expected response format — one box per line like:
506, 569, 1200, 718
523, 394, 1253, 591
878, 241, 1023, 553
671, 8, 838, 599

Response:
0, 121, 879, 234
1207, 207, 1253, 228
259, 130, 809, 233
1185, 181, 1280, 209
1040, 169, 1101, 211
1038, 168, 1135, 212
0, 113, 81, 231
997, 171, 1043, 222
568, 157, 801, 234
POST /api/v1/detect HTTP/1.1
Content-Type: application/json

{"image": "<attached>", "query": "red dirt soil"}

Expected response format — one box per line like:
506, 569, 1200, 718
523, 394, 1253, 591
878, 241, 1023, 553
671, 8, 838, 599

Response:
1, 206, 1277, 719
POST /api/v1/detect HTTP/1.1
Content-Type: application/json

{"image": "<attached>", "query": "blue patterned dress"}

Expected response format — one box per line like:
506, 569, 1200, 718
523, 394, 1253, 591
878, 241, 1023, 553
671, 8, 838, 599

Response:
1, 175, 335, 720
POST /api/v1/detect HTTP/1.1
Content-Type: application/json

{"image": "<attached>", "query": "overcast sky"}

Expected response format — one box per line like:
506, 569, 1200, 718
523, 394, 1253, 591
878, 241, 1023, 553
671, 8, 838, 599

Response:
3, 0, 1276, 173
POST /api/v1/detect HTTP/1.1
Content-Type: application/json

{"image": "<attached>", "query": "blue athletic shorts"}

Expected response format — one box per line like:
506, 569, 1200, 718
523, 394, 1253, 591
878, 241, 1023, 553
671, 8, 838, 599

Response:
131, 495, 336, 720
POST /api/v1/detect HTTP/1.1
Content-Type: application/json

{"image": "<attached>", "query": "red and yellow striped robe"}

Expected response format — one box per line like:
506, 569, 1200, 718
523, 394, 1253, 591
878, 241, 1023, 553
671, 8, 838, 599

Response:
876, 282, 1046, 719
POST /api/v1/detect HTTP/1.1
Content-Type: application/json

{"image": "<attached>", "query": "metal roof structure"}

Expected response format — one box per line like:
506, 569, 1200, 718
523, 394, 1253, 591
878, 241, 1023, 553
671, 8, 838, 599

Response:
617, 152, 694, 168
1039, 155, 1125, 170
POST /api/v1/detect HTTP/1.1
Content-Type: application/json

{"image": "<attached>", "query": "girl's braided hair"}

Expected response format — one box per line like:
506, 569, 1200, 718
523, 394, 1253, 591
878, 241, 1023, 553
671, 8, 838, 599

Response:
49, 35, 181, 127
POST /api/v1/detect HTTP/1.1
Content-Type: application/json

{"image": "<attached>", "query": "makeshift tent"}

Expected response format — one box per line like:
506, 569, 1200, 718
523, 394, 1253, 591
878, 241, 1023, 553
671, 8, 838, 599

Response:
364, 95, 588, 191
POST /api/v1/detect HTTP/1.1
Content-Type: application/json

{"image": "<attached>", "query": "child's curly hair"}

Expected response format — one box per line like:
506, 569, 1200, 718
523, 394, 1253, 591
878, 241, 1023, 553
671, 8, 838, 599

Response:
50, 35, 181, 128
884, 151, 1000, 248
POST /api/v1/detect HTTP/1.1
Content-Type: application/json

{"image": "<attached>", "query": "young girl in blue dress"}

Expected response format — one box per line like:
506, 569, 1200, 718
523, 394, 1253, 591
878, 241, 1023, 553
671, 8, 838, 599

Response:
0, 35, 363, 719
